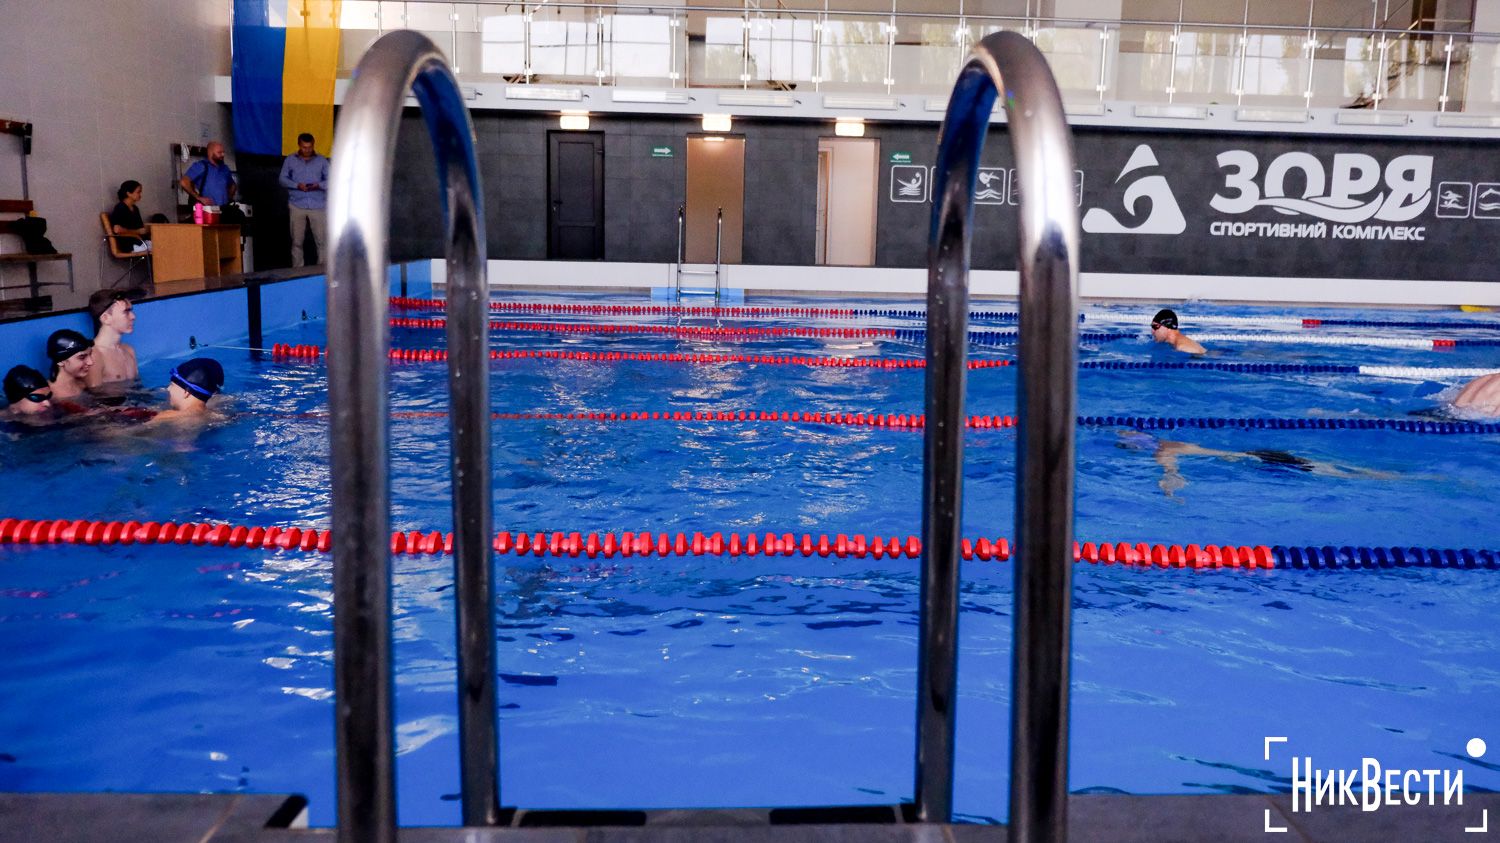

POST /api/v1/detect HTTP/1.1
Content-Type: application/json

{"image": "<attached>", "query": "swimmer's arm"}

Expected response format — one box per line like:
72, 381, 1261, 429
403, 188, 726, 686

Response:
1454, 373, 1500, 412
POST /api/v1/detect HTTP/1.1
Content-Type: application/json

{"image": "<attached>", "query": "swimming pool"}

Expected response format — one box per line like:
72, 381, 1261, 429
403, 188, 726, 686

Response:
1, 291, 1497, 827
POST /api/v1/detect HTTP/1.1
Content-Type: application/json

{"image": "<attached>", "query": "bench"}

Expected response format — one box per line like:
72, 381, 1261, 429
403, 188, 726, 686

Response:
0, 198, 74, 306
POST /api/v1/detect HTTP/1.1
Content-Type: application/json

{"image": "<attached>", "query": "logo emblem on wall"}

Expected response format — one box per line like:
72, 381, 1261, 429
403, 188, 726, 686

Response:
1436, 182, 1474, 218
1081, 145, 1187, 235
1475, 184, 1500, 219
1209, 150, 1432, 222
975, 168, 1006, 204
891, 165, 929, 203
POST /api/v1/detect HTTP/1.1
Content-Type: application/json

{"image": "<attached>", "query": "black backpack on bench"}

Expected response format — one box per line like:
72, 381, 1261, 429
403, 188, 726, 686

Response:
11, 215, 57, 254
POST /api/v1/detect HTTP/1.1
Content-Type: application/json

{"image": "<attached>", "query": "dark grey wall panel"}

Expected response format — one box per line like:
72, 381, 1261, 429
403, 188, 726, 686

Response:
372, 108, 1500, 283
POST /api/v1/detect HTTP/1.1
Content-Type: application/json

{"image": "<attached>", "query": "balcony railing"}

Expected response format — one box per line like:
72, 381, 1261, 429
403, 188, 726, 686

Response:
326, 1, 1500, 114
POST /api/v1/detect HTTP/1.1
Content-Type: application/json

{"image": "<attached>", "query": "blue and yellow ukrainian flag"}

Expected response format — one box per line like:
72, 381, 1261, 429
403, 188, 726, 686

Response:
232, 0, 342, 156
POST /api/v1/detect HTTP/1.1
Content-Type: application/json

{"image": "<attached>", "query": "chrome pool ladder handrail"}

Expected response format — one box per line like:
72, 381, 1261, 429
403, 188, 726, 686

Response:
326, 30, 498, 843
916, 30, 1080, 842
674, 205, 724, 300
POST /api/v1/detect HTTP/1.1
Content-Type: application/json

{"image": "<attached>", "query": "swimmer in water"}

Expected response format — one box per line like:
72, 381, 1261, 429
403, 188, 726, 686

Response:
1116, 429, 1394, 496
151, 358, 225, 423
1452, 372, 1500, 416
46, 329, 95, 402
3, 365, 56, 423
1150, 308, 1206, 356
86, 289, 139, 388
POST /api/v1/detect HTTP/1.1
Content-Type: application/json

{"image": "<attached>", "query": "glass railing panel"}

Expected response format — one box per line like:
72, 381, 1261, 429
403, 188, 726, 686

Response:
818, 15, 891, 91
605, 12, 679, 87
398, 0, 458, 64
1330, 30, 1380, 108
1034, 20, 1107, 102
1237, 28, 1312, 106
1453, 35, 1500, 113
746, 12, 818, 89
339, 0, 384, 74
696, 14, 748, 87
478, 9, 527, 77
893, 16, 970, 95
528, 6, 602, 83
1167, 25, 1236, 105
449, 3, 482, 76
1378, 32, 1448, 111
1113, 23, 1176, 103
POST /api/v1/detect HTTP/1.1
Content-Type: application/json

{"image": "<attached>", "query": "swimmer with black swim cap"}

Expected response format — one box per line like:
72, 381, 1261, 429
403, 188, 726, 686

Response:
154, 357, 225, 422
3, 365, 56, 421
1116, 430, 1392, 496
1150, 308, 1206, 355
46, 329, 95, 400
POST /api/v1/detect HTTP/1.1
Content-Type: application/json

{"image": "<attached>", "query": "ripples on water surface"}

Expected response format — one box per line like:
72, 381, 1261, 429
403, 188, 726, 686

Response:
1, 296, 1497, 824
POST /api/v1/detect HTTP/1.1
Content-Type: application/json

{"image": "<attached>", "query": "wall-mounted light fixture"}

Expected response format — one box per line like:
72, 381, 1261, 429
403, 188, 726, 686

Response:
834, 118, 866, 138
559, 110, 590, 131
701, 113, 732, 133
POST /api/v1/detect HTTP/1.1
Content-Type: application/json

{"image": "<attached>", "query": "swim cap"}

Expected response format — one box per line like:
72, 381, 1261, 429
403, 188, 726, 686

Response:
169, 357, 225, 402
4, 365, 48, 404
1151, 309, 1179, 330
46, 329, 93, 364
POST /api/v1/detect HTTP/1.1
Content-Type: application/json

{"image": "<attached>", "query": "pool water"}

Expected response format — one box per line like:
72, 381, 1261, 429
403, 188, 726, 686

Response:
1, 293, 1498, 826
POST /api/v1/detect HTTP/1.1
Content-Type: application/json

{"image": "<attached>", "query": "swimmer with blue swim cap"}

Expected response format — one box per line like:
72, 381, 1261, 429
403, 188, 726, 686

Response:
1150, 308, 1206, 356
156, 357, 224, 422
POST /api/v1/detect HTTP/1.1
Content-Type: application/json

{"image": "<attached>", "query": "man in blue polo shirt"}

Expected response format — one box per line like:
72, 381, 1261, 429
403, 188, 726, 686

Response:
180, 141, 237, 208
279, 132, 330, 267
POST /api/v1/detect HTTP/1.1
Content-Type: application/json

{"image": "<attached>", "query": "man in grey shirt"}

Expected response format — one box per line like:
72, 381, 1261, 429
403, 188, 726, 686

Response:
279, 132, 330, 267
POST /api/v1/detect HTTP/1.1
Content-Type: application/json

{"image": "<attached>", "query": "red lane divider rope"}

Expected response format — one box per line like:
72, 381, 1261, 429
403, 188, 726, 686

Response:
390, 317, 901, 339
391, 296, 869, 318
0, 517, 1277, 570
271, 343, 1014, 371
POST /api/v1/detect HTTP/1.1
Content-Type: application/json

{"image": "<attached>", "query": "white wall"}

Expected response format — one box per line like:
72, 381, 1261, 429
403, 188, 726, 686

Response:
0, 0, 231, 309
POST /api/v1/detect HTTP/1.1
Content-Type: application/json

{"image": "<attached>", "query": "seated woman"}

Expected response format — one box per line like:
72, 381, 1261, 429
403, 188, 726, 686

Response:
3, 365, 56, 423
109, 180, 151, 253
46, 329, 94, 402
152, 357, 225, 423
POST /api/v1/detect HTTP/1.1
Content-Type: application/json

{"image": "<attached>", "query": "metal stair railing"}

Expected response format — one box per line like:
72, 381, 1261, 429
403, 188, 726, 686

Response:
325, 30, 497, 843
675, 205, 724, 300
916, 29, 1080, 842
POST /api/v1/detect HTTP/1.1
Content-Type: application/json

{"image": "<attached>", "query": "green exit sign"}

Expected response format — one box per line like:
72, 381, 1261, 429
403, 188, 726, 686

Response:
651, 145, 674, 158
889, 152, 912, 164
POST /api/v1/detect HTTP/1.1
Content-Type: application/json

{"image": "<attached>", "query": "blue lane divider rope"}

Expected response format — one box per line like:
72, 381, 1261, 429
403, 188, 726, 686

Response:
1077, 361, 1360, 374
1077, 415, 1500, 434
890, 330, 1137, 344
1306, 318, 1500, 331
1271, 545, 1498, 570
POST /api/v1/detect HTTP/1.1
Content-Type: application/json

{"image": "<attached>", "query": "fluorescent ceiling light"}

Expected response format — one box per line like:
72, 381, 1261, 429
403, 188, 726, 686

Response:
505, 86, 583, 102
613, 90, 692, 105
834, 119, 865, 137
823, 94, 900, 111
718, 91, 796, 107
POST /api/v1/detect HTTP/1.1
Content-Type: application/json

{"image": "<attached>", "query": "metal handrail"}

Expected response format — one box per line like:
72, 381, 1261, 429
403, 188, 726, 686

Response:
326, 30, 497, 842
714, 206, 724, 299
346, 1, 1493, 39
915, 29, 1078, 842
675, 204, 685, 297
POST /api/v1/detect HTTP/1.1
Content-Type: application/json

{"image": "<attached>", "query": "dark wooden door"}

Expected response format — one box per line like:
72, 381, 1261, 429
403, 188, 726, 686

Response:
548, 131, 605, 259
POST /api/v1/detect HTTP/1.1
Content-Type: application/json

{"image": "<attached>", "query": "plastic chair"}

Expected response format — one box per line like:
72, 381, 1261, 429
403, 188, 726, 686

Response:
99, 212, 150, 288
